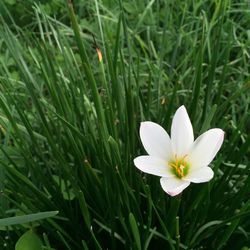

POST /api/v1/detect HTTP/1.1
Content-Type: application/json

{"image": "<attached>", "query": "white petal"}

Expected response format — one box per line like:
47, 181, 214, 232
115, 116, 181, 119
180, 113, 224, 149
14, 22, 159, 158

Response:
171, 106, 194, 157
184, 167, 214, 183
139, 122, 172, 160
160, 177, 190, 196
134, 156, 174, 177
188, 128, 224, 167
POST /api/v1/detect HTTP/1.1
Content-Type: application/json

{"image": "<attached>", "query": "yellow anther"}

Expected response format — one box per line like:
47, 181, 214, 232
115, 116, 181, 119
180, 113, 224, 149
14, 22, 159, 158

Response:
169, 155, 189, 179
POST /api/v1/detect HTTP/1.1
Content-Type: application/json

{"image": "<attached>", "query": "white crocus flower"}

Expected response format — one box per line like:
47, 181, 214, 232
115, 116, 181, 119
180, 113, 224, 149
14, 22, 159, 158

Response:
134, 105, 224, 196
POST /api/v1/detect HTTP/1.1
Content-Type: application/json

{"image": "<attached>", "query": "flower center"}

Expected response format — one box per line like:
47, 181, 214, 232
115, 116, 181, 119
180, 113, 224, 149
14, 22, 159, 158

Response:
169, 155, 189, 179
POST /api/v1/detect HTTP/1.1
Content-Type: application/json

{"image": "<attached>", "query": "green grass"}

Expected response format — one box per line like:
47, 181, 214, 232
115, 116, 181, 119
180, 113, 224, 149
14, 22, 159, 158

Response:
0, 0, 249, 249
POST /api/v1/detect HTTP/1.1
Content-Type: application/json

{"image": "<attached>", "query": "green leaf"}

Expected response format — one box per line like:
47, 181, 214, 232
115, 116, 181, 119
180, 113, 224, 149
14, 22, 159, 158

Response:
129, 213, 141, 250
15, 230, 42, 250
0, 211, 58, 227
4, 0, 16, 5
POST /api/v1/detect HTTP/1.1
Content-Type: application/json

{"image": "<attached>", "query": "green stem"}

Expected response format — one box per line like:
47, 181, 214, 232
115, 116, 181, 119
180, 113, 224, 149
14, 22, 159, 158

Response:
176, 216, 180, 250
167, 193, 182, 249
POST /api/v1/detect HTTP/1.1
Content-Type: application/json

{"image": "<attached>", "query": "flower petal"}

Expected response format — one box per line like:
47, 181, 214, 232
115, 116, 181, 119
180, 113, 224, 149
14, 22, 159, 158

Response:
134, 156, 174, 177
184, 167, 214, 183
188, 128, 224, 167
160, 177, 190, 196
140, 122, 172, 160
171, 105, 194, 157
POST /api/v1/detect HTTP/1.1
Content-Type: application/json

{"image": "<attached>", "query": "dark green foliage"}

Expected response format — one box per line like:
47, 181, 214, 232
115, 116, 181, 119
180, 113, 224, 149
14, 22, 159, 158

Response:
0, 0, 249, 249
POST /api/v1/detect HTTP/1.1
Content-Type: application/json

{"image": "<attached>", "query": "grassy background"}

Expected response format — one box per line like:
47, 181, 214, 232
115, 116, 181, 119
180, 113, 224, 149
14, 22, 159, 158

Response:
0, 0, 249, 249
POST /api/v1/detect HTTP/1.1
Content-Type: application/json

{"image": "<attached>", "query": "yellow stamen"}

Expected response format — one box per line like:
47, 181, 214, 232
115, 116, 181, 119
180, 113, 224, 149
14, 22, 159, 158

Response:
169, 155, 189, 179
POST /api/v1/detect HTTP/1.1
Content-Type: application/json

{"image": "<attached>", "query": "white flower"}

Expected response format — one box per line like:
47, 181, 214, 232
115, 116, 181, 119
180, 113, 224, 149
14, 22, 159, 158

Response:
134, 105, 224, 196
